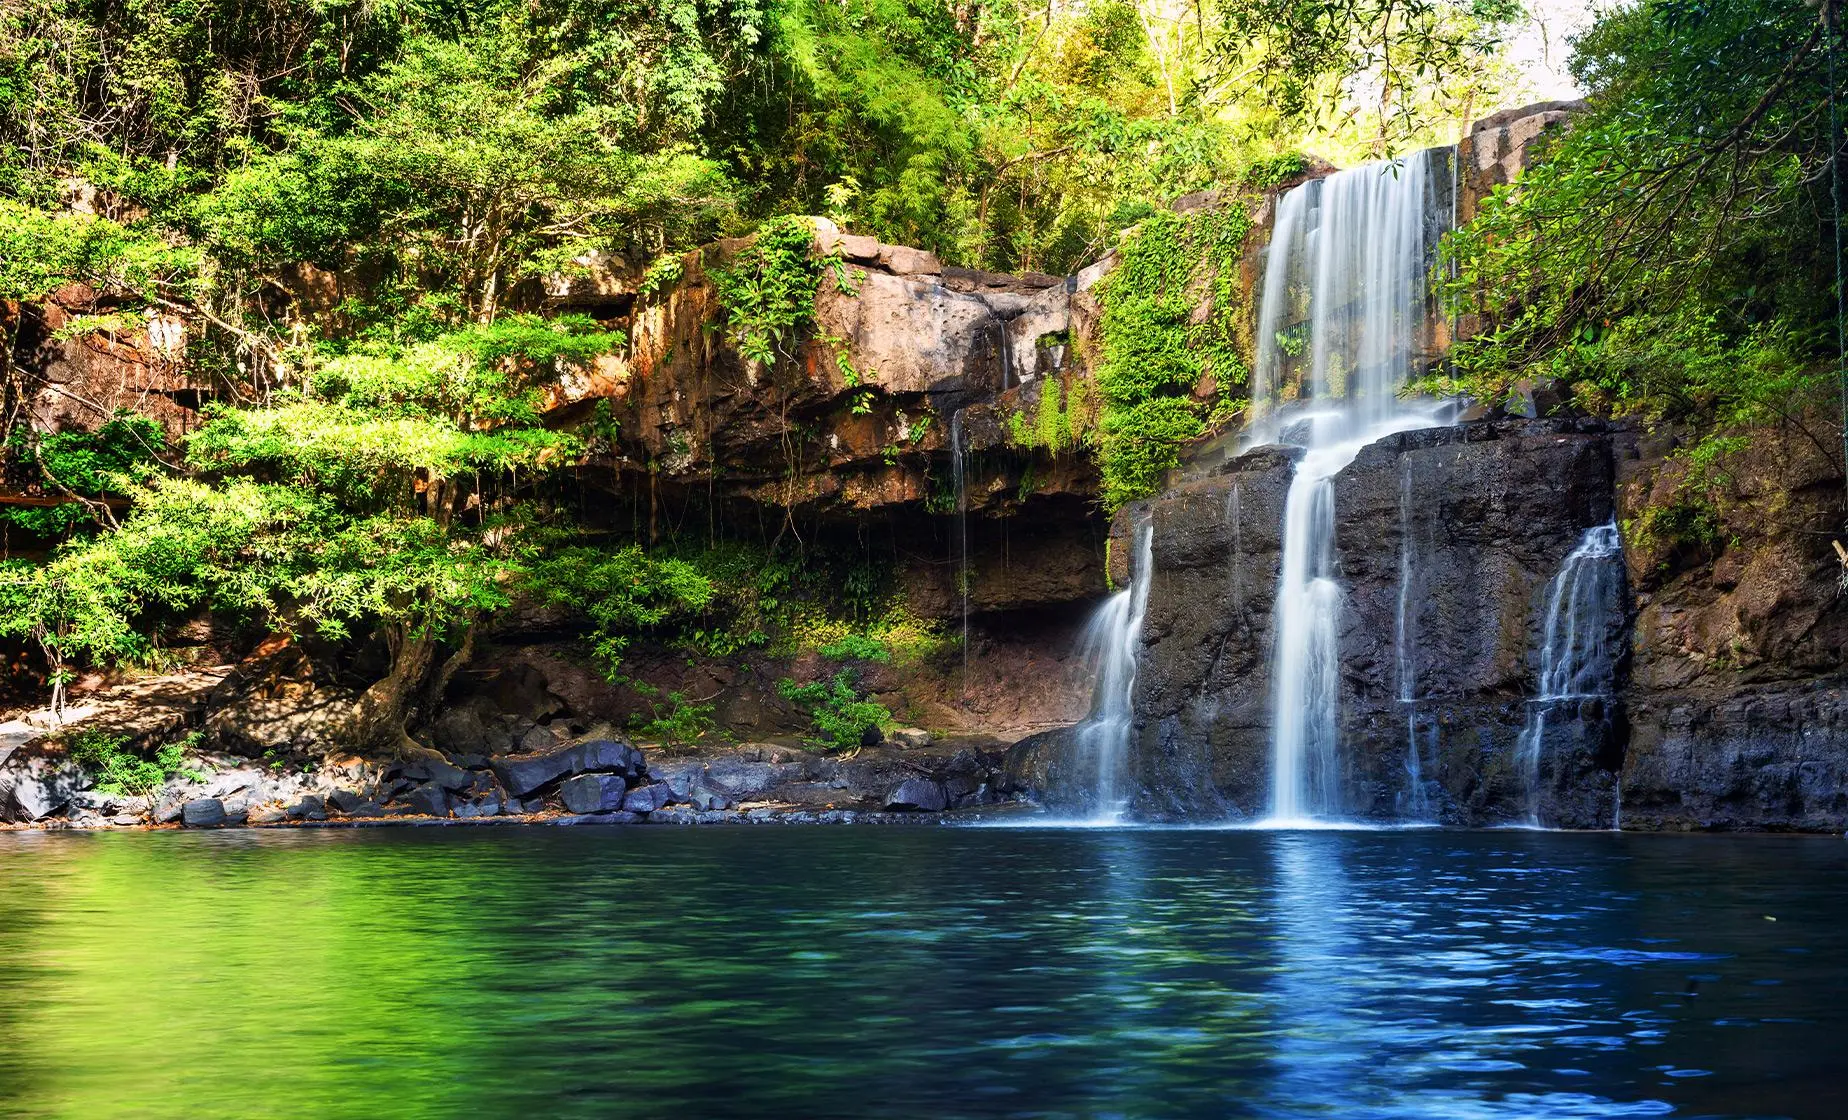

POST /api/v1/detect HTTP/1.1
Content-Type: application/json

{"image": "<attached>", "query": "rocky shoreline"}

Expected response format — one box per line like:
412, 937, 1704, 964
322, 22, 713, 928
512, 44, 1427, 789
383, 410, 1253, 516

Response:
1, 695, 1028, 830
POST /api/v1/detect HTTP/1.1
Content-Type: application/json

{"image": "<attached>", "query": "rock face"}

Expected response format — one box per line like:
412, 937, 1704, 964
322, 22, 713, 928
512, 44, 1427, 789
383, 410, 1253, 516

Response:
1010, 414, 1848, 832
1014, 420, 1627, 825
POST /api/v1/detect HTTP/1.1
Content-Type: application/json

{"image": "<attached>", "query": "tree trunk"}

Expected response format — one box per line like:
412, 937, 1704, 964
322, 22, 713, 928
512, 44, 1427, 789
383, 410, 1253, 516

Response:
343, 619, 481, 761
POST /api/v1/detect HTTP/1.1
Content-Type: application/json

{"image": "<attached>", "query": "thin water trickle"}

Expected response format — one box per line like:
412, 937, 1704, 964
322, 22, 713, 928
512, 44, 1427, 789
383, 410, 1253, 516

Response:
1516, 523, 1626, 824
950, 409, 969, 697
1394, 457, 1435, 822
1072, 521, 1155, 822
1226, 484, 1243, 615
1253, 148, 1453, 826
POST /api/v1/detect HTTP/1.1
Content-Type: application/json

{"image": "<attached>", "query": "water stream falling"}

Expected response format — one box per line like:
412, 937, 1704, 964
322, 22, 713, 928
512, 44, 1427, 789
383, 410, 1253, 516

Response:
1072, 521, 1155, 822
1252, 147, 1453, 825
1516, 523, 1626, 824
950, 410, 970, 696
1394, 458, 1435, 821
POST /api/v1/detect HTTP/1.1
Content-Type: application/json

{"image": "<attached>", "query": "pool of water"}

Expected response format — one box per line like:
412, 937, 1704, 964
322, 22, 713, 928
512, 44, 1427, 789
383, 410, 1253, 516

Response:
0, 826, 1844, 1118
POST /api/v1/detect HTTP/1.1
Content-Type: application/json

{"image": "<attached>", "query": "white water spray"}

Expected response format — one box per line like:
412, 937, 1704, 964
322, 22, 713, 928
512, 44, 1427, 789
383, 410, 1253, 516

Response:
1516, 522, 1625, 824
1073, 521, 1154, 822
1254, 148, 1453, 825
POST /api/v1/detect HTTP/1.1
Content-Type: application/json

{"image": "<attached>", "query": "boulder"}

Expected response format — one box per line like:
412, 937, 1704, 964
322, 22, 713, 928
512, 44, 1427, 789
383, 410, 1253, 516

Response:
622, 782, 672, 814
454, 796, 504, 819
686, 786, 734, 812
249, 805, 288, 825
346, 801, 387, 818
181, 798, 228, 828
884, 778, 948, 812
491, 737, 646, 798
889, 728, 932, 749
222, 796, 250, 825
287, 795, 327, 821
0, 756, 83, 822
153, 794, 187, 825
404, 783, 451, 817
327, 789, 371, 814
398, 756, 473, 792
559, 773, 629, 814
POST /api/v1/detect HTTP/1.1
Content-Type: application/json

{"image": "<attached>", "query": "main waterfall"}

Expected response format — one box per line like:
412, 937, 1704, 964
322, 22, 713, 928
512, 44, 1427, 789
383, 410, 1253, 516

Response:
1252, 147, 1454, 825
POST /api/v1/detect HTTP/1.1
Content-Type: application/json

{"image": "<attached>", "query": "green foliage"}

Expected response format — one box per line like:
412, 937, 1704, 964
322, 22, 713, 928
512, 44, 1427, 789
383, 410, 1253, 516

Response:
1244, 151, 1311, 187
708, 216, 859, 366
1006, 376, 1092, 454
777, 669, 892, 750
65, 728, 201, 798
529, 546, 717, 678
1, 415, 166, 536
627, 685, 718, 749
1432, 0, 1835, 431
1091, 205, 1252, 508
0, 200, 201, 304
818, 633, 890, 662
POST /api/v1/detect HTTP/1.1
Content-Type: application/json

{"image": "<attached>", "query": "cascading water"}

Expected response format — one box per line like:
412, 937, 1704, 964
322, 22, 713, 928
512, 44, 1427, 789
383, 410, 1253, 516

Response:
950, 410, 970, 696
1516, 523, 1626, 824
1394, 458, 1435, 822
1071, 521, 1154, 822
1252, 146, 1454, 825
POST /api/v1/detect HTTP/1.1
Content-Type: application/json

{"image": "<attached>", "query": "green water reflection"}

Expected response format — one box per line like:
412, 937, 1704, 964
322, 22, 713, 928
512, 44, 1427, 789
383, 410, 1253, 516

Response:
0, 827, 1843, 1118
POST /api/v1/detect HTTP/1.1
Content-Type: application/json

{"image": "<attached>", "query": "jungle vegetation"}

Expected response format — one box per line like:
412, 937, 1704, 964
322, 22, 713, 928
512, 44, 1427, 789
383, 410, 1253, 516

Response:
3, 0, 1833, 745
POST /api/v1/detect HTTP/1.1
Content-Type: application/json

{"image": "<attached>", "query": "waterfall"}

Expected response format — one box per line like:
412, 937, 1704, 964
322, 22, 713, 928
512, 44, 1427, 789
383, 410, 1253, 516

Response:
1254, 147, 1454, 825
1394, 457, 1435, 822
951, 410, 970, 697
1072, 521, 1154, 822
1226, 484, 1244, 615
1516, 523, 1625, 824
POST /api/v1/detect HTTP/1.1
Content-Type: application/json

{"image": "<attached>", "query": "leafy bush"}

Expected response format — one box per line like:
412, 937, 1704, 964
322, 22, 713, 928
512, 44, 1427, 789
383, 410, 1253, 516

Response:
1, 414, 167, 536
628, 685, 717, 749
777, 670, 891, 751
818, 634, 890, 663
1244, 151, 1311, 187
65, 729, 200, 798
529, 546, 717, 678
1092, 206, 1250, 509
711, 217, 844, 366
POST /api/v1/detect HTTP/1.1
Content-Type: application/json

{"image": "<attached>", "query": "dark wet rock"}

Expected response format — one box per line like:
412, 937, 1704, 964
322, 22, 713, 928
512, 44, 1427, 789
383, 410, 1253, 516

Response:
327, 789, 371, 814
454, 796, 504, 819
552, 811, 641, 825
885, 778, 947, 811
685, 787, 734, 812
397, 756, 473, 792
0, 756, 83, 822
559, 773, 630, 814
1073, 420, 1627, 825
346, 801, 387, 818
222, 797, 250, 825
404, 783, 451, 817
181, 798, 228, 828
287, 795, 327, 821
491, 737, 645, 798
622, 782, 672, 813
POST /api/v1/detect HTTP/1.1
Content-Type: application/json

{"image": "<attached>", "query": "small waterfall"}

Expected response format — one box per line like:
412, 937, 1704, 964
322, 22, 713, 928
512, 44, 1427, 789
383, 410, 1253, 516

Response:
1516, 523, 1626, 824
951, 410, 970, 696
1394, 458, 1434, 821
1072, 521, 1154, 822
1255, 147, 1454, 825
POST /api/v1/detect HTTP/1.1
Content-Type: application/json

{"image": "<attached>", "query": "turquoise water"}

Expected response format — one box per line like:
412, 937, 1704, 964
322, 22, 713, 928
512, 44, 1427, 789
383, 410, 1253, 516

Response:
0, 826, 1844, 1118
